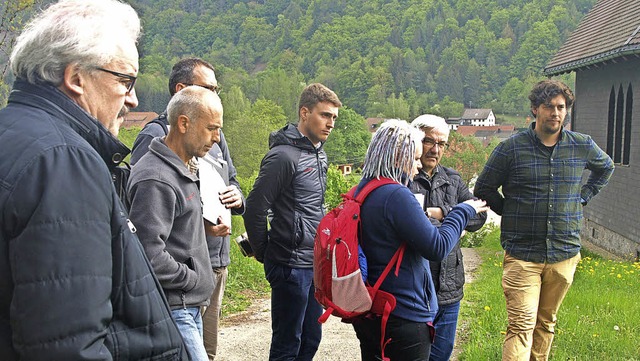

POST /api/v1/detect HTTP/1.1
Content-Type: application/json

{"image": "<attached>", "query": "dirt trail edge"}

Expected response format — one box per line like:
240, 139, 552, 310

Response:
217, 247, 482, 361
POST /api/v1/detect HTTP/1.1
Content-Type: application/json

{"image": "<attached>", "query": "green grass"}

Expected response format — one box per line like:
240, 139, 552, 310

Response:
223, 217, 270, 315
458, 230, 640, 360
118, 126, 141, 163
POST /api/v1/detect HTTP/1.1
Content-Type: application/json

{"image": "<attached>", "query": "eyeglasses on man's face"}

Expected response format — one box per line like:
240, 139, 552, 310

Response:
95, 67, 137, 93
422, 137, 449, 150
183, 83, 221, 94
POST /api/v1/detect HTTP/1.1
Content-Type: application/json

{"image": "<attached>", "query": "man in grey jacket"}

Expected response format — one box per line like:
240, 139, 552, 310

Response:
128, 86, 221, 361
131, 57, 244, 361
244, 83, 341, 361
410, 114, 487, 361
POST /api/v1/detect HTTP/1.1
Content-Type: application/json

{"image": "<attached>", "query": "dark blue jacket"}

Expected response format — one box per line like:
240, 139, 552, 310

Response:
357, 179, 476, 323
244, 123, 327, 267
0, 79, 186, 360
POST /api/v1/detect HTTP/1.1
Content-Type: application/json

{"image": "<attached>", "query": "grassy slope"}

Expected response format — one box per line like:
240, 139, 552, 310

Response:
459, 229, 640, 360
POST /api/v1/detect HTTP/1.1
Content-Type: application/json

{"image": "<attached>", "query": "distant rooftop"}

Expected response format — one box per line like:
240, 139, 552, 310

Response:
460, 108, 493, 120
456, 125, 515, 137
544, 0, 640, 75
122, 111, 159, 129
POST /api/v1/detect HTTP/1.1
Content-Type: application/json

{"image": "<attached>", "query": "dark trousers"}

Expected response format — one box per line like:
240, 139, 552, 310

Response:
264, 259, 322, 361
353, 314, 432, 361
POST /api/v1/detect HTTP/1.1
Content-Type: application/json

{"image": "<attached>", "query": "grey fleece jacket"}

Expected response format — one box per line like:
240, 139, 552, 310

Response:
128, 138, 214, 309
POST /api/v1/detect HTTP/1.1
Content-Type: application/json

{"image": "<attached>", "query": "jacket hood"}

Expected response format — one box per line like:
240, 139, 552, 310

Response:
268, 123, 321, 152
9, 79, 131, 170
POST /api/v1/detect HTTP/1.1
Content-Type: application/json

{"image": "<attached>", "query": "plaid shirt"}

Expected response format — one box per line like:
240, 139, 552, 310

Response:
474, 123, 614, 263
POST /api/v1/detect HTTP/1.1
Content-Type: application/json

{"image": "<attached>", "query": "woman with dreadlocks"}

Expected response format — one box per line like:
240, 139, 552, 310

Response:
351, 119, 488, 361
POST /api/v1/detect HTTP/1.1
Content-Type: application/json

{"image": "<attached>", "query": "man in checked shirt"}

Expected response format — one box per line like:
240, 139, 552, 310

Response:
474, 79, 614, 361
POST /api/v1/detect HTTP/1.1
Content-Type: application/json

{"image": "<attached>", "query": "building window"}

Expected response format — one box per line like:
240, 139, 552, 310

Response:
606, 84, 633, 165
623, 84, 633, 165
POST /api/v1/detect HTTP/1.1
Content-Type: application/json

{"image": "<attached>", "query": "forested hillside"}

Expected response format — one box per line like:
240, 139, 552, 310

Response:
0, 0, 598, 172
130, 0, 595, 119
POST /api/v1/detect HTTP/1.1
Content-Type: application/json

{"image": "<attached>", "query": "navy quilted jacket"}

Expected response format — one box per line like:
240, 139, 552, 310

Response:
0, 79, 186, 360
244, 123, 327, 267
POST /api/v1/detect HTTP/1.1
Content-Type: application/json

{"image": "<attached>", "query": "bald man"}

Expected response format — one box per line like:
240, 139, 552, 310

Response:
127, 86, 223, 361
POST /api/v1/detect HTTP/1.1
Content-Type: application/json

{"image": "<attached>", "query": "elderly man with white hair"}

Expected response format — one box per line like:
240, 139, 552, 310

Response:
0, 0, 187, 359
409, 114, 488, 361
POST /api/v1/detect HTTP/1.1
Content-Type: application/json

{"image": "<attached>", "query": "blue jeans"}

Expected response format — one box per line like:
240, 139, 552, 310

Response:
429, 301, 461, 361
353, 314, 432, 361
264, 259, 322, 361
171, 307, 208, 361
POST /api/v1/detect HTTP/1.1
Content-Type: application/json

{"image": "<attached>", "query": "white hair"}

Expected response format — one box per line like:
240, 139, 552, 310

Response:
10, 0, 141, 86
411, 114, 450, 138
361, 119, 424, 185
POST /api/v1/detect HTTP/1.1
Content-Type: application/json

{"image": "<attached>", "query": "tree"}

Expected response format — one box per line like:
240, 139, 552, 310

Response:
253, 68, 305, 122
224, 98, 287, 178
509, 19, 561, 78
0, 0, 41, 106
135, 73, 170, 112
440, 131, 492, 186
498, 77, 525, 114
323, 107, 370, 165
324, 167, 360, 209
429, 96, 464, 119
0, 0, 40, 76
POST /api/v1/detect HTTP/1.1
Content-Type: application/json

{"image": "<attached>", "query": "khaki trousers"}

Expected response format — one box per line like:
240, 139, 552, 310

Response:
501, 252, 581, 361
203, 267, 228, 361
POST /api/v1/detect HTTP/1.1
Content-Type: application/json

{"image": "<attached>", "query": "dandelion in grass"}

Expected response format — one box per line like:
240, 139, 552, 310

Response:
484, 306, 491, 311
613, 325, 620, 331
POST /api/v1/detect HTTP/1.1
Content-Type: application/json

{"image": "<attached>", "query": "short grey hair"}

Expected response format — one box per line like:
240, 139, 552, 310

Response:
10, 0, 141, 86
167, 86, 220, 127
361, 119, 424, 186
411, 114, 450, 139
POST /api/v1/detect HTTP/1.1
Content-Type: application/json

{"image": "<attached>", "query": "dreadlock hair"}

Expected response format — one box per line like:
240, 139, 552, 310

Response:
361, 119, 424, 186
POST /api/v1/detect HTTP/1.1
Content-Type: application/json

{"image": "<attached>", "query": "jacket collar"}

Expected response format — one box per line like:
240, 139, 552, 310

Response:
414, 165, 451, 189
148, 138, 199, 182
9, 79, 130, 169
527, 121, 566, 145
268, 123, 322, 151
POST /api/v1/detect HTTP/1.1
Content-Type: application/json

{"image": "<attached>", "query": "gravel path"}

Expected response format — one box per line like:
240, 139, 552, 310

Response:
216, 246, 483, 361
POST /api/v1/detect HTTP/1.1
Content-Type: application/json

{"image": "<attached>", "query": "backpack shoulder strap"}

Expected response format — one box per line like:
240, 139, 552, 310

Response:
349, 177, 397, 203
146, 113, 169, 135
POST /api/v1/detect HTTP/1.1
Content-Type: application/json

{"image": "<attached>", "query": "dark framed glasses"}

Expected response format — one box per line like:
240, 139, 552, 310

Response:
183, 83, 221, 94
422, 138, 449, 149
95, 67, 137, 93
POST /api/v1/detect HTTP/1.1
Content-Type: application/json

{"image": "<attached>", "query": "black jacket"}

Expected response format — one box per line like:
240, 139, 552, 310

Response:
410, 165, 487, 305
0, 79, 187, 360
131, 113, 244, 268
243, 123, 327, 267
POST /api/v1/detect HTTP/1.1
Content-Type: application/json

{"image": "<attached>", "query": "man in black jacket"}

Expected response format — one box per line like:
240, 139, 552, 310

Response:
410, 114, 487, 361
0, 0, 186, 359
131, 57, 244, 361
244, 83, 341, 361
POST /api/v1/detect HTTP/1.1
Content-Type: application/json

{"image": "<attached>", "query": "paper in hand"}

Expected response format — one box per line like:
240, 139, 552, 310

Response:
198, 154, 231, 228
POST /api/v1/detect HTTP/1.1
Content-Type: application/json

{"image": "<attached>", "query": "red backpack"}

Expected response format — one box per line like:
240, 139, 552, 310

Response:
313, 177, 406, 361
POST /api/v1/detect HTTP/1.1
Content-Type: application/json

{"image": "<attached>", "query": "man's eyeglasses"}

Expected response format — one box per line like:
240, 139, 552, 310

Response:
95, 67, 137, 93
184, 83, 221, 94
422, 138, 449, 149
